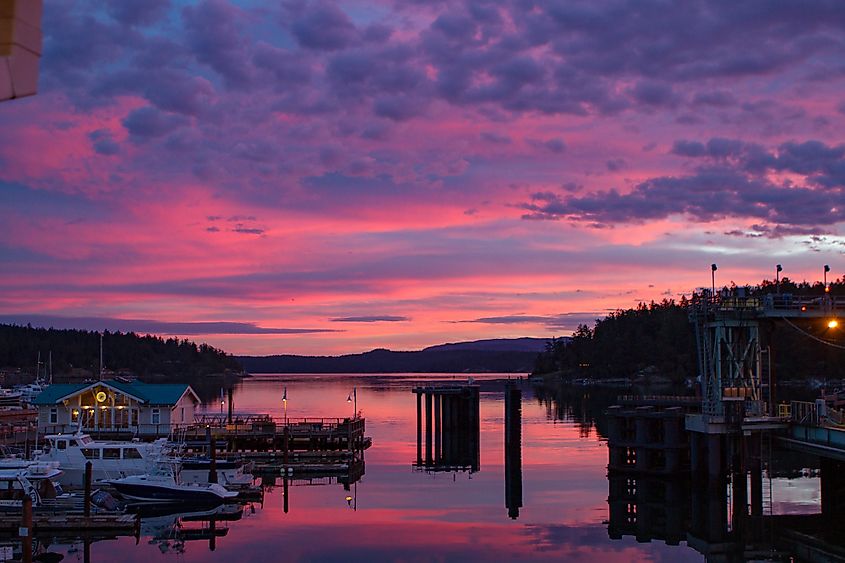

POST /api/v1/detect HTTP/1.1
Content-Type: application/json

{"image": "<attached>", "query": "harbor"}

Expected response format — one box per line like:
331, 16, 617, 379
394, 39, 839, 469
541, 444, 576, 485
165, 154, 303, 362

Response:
0, 373, 373, 561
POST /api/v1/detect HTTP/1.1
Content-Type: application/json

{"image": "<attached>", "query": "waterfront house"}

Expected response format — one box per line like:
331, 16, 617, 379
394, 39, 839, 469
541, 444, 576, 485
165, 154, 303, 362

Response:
33, 379, 200, 438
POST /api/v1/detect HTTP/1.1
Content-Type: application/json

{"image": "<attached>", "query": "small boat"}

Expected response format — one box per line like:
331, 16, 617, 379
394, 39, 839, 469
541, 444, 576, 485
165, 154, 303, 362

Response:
0, 466, 65, 510
106, 462, 238, 503
0, 389, 22, 409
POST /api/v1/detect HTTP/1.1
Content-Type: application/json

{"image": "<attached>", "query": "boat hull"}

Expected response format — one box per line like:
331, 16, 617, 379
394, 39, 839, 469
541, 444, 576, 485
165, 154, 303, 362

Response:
108, 481, 236, 503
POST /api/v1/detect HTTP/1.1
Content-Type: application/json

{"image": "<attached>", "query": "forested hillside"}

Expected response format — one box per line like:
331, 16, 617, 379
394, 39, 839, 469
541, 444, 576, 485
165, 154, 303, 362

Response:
0, 324, 241, 379
534, 276, 845, 382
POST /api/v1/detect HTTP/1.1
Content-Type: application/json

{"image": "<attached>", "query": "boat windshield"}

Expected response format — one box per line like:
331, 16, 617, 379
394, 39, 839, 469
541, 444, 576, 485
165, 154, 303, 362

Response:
76, 436, 93, 446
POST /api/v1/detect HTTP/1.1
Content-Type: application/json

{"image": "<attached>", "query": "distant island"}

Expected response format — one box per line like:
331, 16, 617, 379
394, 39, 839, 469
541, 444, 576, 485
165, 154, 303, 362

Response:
237, 338, 552, 374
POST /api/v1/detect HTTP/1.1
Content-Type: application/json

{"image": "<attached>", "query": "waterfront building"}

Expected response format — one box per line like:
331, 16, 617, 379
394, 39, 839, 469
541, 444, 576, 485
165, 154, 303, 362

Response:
33, 380, 200, 437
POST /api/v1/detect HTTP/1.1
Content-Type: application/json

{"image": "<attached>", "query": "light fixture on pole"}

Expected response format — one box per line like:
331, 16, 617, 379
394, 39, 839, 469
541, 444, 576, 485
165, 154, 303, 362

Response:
220, 388, 225, 415
347, 387, 357, 419
282, 387, 288, 426
776, 264, 782, 295
824, 264, 831, 292
711, 263, 717, 299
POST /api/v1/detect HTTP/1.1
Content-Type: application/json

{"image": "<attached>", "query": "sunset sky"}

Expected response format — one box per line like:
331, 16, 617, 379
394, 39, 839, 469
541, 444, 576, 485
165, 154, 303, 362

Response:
2, 1, 845, 355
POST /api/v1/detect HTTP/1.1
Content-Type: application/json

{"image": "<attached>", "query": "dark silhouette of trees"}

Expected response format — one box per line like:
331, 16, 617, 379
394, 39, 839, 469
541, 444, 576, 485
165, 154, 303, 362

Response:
0, 324, 241, 379
533, 276, 845, 383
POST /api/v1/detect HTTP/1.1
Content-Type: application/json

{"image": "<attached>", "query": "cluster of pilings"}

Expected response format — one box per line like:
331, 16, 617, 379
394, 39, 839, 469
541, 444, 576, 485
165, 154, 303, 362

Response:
413, 385, 480, 472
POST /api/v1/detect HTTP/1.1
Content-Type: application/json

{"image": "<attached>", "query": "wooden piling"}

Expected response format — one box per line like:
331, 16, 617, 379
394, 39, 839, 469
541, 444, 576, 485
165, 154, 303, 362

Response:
434, 393, 441, 463
425, 391, 433, 465
208, 435, 218, 484
416, 391, 422, 465
84, 461, 92, 518
22, 495, 32, 563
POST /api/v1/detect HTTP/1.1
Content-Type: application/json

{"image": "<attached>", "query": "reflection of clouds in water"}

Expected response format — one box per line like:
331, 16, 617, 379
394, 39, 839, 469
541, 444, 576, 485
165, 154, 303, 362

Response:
67, 374, 707, 561
771, 477, 822, 515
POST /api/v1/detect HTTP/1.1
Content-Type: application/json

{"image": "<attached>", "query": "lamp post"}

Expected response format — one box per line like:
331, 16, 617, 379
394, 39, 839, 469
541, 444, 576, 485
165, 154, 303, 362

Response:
711, 263, 717, 299
776, 264, 782, 295
824, 264, 831, 292
282, 386, 288, 426
347, 387, 357, 419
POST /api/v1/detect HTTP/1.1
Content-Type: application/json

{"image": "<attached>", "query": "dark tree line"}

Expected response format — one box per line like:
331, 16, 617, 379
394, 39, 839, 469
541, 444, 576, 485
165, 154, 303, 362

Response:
533, 299, 695, 380
534, 276, 845, 382
0, 324, 242, 379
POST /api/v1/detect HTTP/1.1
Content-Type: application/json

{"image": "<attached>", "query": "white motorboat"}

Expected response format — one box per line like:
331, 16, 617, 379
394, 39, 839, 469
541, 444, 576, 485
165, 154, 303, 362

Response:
35, 431, 253, 487
106, 462, 238, 503
35, 432, 169, 487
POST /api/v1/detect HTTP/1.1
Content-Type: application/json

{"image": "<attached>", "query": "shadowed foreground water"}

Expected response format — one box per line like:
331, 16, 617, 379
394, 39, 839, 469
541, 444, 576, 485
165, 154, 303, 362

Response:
44, 374, 822, 562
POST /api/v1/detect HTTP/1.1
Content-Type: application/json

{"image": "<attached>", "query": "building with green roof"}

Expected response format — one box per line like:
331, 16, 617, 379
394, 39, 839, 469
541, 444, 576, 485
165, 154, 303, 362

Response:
34, 379, 200, 438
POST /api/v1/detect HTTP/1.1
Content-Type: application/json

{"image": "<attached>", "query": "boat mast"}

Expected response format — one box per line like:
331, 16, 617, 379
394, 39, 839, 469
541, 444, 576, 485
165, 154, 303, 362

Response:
99, 333, 103, 381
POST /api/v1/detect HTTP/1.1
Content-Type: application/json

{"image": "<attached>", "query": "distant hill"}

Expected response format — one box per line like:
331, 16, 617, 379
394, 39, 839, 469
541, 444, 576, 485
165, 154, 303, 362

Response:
237, 338, 551, 374
423, 337, 554, 353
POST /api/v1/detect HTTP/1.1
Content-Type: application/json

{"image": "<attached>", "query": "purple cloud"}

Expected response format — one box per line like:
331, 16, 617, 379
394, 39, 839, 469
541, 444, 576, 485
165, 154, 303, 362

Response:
522, 138, 845, 233
330, 316, 410, 323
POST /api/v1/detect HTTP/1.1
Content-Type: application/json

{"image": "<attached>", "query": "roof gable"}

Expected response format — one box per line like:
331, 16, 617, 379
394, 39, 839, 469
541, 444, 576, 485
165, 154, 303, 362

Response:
33, 384, 87, 405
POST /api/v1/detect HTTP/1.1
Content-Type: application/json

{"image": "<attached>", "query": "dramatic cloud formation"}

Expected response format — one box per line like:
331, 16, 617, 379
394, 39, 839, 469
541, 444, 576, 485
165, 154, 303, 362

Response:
2, 0, 845, 354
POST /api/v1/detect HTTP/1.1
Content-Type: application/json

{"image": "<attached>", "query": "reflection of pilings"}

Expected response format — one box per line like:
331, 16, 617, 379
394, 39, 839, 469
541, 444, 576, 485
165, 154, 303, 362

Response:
413, 385, 480, 472
505, 384, 523, 519
607, 472, 689, 545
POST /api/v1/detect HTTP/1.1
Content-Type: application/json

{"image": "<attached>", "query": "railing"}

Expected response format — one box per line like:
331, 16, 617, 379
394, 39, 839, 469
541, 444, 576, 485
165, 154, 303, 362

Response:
789, 401, 820, 425
193, 414, 356, 427
690, 291, 845, 315
616, 395, 700, 407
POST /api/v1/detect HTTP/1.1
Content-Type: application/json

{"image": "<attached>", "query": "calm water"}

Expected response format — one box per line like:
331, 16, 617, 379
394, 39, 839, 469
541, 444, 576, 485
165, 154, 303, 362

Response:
44, 374, 823, 562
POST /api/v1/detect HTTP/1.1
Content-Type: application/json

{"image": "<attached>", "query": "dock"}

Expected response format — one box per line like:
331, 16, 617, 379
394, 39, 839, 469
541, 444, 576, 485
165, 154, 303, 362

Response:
0, 512, 137, 536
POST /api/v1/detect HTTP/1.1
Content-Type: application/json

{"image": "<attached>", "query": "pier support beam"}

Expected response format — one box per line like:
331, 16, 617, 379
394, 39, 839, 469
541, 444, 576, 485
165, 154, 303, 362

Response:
425, 391, 433, 465
434, 393, 441, 463
707, 434, 722, 478
821, 457, 845, 516
416, 391, 422, 465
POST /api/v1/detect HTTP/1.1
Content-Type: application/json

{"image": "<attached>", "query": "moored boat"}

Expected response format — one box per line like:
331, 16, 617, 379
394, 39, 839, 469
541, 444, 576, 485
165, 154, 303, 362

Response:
106, 462, 238, 503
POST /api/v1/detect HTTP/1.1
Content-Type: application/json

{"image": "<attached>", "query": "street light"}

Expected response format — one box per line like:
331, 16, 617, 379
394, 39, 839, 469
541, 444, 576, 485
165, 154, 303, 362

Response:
711, 263, 717, 299
282, 386, 288, 426
824, 265, 831, 293
347, 387, 357, 419
830, 320, 839, 329
776, 264, 782, 295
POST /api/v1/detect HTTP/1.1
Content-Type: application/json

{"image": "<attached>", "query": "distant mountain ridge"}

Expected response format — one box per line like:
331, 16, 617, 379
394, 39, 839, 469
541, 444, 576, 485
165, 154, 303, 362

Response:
237, 338, 553, 374
423, 337, 552, 353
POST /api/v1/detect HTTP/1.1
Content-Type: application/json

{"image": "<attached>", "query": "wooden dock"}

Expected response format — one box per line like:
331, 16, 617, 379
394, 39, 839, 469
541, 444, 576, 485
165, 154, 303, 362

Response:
181, 415, 369, 460
0, 512, 138, 536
